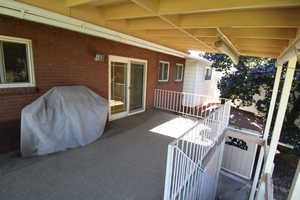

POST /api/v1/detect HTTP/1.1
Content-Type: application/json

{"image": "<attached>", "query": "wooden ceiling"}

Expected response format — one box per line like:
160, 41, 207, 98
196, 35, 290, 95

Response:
17, 0, 300, 58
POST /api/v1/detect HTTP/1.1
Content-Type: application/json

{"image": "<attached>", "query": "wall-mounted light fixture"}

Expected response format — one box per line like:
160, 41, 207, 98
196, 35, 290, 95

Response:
94, 54, 106, 62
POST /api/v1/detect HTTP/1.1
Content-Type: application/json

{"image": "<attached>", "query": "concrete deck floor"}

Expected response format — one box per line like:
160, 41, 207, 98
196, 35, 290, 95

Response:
217, 171, 251, 200
0, 110, 249, 200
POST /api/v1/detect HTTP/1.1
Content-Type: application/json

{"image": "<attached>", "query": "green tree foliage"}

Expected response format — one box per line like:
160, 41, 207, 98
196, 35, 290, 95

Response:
204, 53, 300, 153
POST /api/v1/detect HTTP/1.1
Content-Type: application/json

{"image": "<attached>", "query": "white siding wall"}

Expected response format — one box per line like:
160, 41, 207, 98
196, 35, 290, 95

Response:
183, 60, 199, 94
182, 58, 219, 106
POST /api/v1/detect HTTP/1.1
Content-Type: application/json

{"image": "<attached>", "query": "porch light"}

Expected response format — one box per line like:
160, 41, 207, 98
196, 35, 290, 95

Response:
215, 40, 239, 65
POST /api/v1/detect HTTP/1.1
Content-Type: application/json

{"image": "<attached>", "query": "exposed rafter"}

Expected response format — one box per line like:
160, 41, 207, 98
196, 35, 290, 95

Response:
159, 0, 300, 15
127, 17, 173, 30
126, 0, 215, 51
188, 29, 218, 37
16, 0, 300, 58
232, 38, 289, 48
222, 28, 297, 40
102, 3, 153, 20
65, 0, 96, 8
180, 7, 300, 28
240, 51, 279, 58
130, 0, 158, 13
216, 28, 240, 55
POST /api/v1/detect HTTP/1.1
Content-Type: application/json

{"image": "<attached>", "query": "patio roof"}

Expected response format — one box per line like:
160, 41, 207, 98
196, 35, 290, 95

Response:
14, 0, 300, 58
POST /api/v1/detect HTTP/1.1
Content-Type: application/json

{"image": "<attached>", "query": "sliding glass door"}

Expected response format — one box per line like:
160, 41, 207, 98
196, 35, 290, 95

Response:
129, 62, 145, 112
110, 61, 128, 116
109, 56, 147, 120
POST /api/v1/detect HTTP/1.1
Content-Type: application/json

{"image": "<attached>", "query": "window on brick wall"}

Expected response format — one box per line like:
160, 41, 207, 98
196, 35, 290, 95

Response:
175, 63, 184, 81
158, 61, 169, 82
0, 35, 35, 88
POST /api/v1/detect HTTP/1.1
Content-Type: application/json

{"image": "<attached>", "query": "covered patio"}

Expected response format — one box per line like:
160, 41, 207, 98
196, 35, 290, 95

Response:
0, 110, 247, 200
0, 110, 176, 200
0, 1, 299, 199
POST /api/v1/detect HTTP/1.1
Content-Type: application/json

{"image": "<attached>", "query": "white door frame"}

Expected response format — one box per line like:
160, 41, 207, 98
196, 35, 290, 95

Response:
108, 55, 147, 121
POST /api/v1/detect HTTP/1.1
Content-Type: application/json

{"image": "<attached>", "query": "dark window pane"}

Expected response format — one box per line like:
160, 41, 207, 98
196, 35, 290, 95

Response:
3, 41, 29, 83
205, 68, 212, 80
176, 65, 183, 80
163, 64, 168, 80
159, 63, 163, 80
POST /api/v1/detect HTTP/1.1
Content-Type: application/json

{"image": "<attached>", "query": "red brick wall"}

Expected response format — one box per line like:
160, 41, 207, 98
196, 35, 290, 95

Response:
0, 15, 185, 152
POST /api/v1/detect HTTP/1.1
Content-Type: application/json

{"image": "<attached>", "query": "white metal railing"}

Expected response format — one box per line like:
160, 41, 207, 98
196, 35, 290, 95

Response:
163, 100, 231, 200
154, 89, 224, 119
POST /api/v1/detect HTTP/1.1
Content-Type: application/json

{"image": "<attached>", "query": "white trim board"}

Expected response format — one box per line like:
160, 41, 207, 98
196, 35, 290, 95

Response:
0, 0, 187, 58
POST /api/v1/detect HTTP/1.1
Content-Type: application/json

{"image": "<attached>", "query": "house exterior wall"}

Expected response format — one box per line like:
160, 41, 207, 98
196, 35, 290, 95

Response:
182, 59, 198, 94
183, 59, 218, 97
0, 15, 184, 153
182, 58, 219, 107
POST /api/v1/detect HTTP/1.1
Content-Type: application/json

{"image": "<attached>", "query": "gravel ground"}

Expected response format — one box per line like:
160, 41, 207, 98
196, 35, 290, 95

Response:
273, 148, 299, 200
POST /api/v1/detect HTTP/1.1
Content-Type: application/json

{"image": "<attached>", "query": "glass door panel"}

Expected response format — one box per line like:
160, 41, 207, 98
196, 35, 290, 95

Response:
110, 62, 128, 115
129, 62, 145, 112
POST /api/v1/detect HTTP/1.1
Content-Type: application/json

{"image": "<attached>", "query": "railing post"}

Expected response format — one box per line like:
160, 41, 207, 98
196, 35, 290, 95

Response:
153, 89, 157, 108
164, 145, 174, 200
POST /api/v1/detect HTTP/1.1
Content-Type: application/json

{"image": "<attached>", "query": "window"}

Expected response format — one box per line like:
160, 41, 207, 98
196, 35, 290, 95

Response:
175, 63, 184, 81
205, 68, 212, 80
0, 35, 35, 88
158, 61, 169, 82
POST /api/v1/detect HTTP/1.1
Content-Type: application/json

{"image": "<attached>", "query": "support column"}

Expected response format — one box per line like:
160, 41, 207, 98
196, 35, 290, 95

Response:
249, 64, 283, 200
264, 56, 297, 174
263, 64, 283, 141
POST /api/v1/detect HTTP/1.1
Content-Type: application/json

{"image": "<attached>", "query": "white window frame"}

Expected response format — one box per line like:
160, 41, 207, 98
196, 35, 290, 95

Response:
158, 61, 170, 82
0, 35, 35, 88
175, 63, 184, 82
